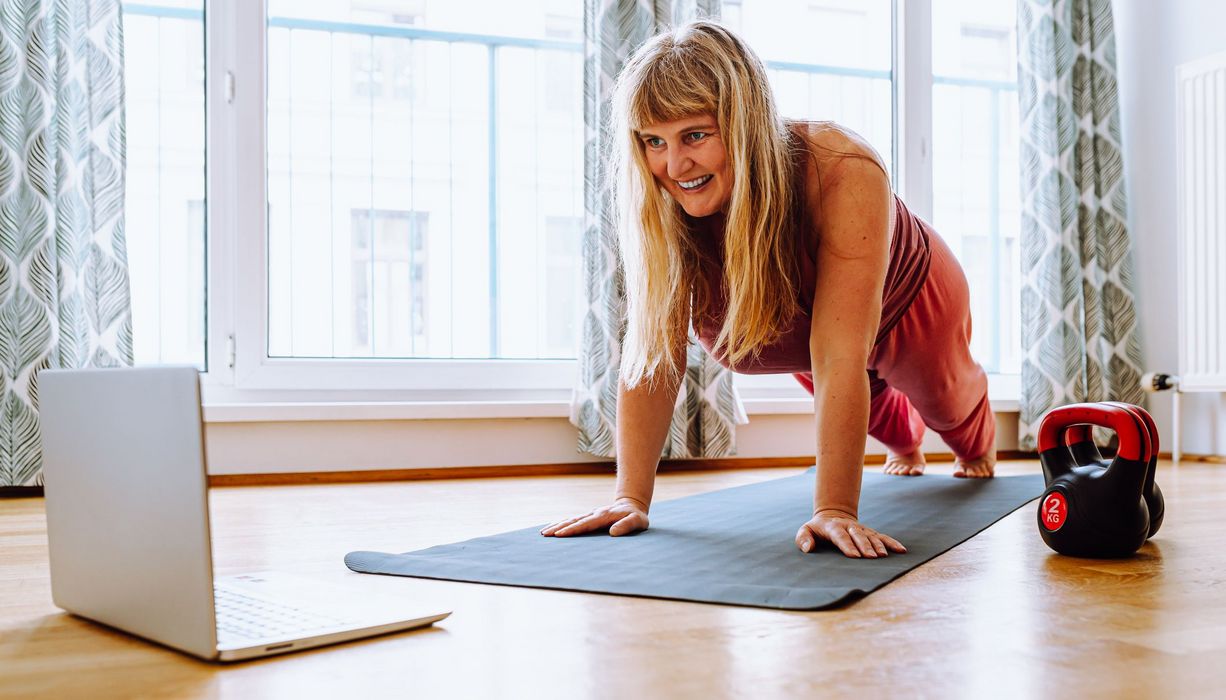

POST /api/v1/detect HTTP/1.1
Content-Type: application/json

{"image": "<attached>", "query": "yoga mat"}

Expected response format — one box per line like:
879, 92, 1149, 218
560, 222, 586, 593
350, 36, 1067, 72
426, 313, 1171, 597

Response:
345, 470, 1045, 610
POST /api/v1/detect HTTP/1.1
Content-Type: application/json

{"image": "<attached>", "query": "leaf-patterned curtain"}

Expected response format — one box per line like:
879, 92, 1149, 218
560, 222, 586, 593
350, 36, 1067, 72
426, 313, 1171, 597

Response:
1016, 0, 1144, 450
0, 0, 131, 487
570, 0, 746, 460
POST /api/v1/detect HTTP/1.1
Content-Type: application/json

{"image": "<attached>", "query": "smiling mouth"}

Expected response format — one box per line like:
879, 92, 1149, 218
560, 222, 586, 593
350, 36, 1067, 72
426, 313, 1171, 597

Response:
677, 174, 713, 192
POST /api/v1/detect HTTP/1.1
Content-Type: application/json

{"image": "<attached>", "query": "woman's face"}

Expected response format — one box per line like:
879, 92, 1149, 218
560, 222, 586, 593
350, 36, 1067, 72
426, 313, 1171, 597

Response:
639, 114, 730, 218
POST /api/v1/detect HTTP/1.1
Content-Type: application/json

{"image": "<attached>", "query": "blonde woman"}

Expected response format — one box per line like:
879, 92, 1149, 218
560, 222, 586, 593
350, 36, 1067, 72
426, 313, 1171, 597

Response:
542, 21, 996, 559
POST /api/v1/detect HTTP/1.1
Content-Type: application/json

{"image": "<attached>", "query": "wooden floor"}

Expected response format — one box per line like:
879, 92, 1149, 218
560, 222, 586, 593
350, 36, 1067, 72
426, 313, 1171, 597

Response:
1, 459, 1223, 699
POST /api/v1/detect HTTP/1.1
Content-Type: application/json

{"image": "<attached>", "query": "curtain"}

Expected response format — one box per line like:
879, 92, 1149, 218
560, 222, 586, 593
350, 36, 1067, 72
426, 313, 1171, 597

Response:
571, 0, 746, 460
1016, 0, 1144, 451
0, 0, 131, 487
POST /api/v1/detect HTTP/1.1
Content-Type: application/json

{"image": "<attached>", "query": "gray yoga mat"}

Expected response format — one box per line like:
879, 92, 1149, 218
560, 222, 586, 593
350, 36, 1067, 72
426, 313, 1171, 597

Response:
345, 470, 1045, 610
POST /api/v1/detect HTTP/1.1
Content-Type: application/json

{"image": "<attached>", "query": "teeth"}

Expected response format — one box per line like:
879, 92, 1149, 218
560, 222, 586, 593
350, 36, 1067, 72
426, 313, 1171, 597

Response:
678, 175, 712, 190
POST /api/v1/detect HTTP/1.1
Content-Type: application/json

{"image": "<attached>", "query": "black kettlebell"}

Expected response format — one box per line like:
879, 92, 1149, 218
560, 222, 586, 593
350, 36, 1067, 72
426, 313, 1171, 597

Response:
1036, 402, 1157, 558
1061, 402, 1164, 538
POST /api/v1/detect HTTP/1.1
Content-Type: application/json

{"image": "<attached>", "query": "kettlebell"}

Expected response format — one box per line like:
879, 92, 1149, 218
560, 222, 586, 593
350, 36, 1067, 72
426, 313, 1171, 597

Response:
1036, 402, 1159, 558
1061, 402, 1164, 538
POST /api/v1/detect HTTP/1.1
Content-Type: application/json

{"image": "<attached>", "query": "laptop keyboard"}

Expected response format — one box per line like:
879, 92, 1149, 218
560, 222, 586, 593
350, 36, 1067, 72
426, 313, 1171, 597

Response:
214, 585, 355, 643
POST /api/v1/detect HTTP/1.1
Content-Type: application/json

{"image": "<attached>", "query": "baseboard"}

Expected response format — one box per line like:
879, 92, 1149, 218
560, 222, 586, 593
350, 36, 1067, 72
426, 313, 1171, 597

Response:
1157, 452, 1226, 463
206, 450, 1041, 487
9, 452, 1215, 493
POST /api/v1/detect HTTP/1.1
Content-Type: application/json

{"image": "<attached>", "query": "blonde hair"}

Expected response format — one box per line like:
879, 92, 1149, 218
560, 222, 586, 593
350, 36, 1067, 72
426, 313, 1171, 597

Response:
611, 20, 804, 388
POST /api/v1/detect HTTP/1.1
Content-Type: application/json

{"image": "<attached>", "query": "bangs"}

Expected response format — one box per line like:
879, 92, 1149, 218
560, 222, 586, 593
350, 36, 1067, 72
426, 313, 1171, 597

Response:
626, 47, 718, 131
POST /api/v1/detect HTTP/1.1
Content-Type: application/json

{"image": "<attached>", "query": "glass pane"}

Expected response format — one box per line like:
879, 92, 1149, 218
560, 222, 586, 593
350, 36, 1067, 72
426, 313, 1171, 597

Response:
265, 0, 584, 359
123, 0, 207, 369
931, 0, 1020, 374
725, 0, 894, 178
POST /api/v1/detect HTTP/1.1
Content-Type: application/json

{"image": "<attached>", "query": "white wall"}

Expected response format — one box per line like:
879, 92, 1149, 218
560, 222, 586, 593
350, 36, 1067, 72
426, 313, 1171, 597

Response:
201, 408, 1020, 475
1115, 0, 1226, 456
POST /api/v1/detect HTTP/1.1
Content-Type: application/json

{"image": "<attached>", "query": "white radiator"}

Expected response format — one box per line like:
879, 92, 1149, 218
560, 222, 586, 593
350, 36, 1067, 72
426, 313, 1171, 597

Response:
1176, 52, 1226, 392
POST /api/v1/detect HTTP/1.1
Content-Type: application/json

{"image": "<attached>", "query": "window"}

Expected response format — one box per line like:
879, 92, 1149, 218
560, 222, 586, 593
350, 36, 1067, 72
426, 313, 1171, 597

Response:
122, 0, 1019, 399
544, 215, 583, 356
726, 0, 1019, 402
724, 0, 894, 176
123, 1, 207, 369
263, 0, 583, 366
931, 0, 1020, 374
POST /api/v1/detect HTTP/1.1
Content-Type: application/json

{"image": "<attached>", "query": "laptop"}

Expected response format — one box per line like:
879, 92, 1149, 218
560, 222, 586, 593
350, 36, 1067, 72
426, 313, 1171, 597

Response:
38, 366, 450, 662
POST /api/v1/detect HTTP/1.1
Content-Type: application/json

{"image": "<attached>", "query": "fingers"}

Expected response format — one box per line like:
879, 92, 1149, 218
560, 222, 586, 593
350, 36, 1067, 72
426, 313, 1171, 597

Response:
847, 527, 879, 558
551, 511, 616, 537
540, 514, 588, 537
541, 511, 608, 537
608, 511, 647, 537
826, 526, 861, 558
795, 526, 815, 553
870, 534, 889, 557
879, 532, 907, 553
797, 520, 907, 559
797, 522, 861, 558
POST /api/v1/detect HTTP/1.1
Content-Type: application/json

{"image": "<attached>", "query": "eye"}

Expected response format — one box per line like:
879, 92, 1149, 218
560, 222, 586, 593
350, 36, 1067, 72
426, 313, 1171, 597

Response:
686, 131, 709, 143
644, 136, 664, 148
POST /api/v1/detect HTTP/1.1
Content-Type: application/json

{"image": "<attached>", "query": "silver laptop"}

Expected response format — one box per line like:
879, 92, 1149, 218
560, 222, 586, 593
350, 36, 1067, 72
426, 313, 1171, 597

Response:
39, 366, 450, 662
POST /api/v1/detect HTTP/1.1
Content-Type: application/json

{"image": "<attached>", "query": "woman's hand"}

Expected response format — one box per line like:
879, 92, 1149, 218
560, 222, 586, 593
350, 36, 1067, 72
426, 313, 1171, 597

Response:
795, 508, 906, 558
540, 497, 650, 538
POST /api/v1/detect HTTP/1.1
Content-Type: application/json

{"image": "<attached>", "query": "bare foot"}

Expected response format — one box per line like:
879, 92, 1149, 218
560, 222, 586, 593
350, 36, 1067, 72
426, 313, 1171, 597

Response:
883, 448, 926, 476
954, 452, 996, 478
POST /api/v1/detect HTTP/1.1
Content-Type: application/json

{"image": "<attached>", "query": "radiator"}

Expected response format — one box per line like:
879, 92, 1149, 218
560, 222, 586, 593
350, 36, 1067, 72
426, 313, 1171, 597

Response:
1176, 51, 1226, 392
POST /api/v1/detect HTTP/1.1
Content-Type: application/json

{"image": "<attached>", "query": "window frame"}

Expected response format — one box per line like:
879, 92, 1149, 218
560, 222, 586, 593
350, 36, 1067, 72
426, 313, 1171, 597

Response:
200, 0, 1013, 402
205, 0, 576, 396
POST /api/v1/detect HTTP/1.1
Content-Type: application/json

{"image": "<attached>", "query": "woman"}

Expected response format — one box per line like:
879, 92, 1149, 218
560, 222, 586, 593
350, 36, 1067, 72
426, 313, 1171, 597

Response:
542, 21, 995, 559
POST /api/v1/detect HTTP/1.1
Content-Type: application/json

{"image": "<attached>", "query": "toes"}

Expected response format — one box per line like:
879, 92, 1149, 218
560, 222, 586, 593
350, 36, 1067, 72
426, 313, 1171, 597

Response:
884, 460, 926, 476
953, 460, 995, 478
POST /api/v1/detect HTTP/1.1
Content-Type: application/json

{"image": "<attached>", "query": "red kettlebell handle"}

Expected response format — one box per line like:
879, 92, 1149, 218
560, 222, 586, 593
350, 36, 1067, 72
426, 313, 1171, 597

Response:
1064, 424, 1093, 446
1102, 401, 1160, 455
1038, 403, 1150, 462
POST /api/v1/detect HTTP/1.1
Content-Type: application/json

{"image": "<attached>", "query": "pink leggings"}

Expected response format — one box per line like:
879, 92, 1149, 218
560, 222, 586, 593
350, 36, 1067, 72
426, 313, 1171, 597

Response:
794, 230, 995, 461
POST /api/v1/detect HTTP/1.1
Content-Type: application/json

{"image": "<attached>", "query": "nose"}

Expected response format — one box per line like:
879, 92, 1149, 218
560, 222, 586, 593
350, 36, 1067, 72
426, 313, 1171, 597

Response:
665, 146, 692, 180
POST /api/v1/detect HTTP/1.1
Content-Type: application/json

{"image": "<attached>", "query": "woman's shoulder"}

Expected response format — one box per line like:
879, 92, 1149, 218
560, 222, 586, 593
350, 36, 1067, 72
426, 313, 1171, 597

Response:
787, 120, 894, 255
787, 120, 889, 184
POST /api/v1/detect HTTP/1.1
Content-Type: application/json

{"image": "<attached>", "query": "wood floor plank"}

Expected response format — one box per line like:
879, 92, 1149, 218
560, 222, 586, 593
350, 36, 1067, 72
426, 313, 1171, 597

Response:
1, 460, 1222, 698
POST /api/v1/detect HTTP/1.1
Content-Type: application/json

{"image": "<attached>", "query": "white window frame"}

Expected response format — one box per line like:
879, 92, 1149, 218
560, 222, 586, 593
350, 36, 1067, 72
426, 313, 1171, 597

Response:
204, 0, 576, 398
201, 0, 1015, 405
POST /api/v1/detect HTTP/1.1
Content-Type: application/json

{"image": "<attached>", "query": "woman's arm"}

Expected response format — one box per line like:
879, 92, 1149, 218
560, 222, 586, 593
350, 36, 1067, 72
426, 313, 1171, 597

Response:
613, 341, 687, 509
809, 156, 889, 516
542, 328, 687, 537
794, 155, 906, 557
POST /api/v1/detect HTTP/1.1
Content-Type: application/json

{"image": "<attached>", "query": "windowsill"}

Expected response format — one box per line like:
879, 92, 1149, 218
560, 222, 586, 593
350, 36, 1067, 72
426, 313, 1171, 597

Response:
202, 374, 1022, 422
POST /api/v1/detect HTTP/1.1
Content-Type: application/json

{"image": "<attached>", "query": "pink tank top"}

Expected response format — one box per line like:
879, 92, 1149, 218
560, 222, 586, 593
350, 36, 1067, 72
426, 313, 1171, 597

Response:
694, 193, 931, 374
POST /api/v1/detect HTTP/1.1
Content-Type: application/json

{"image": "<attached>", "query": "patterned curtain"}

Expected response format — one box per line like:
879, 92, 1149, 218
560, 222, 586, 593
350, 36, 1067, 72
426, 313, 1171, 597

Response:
571, 0, 746, 460
0, 0, 131, 487
1016, 0, 1144, 450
